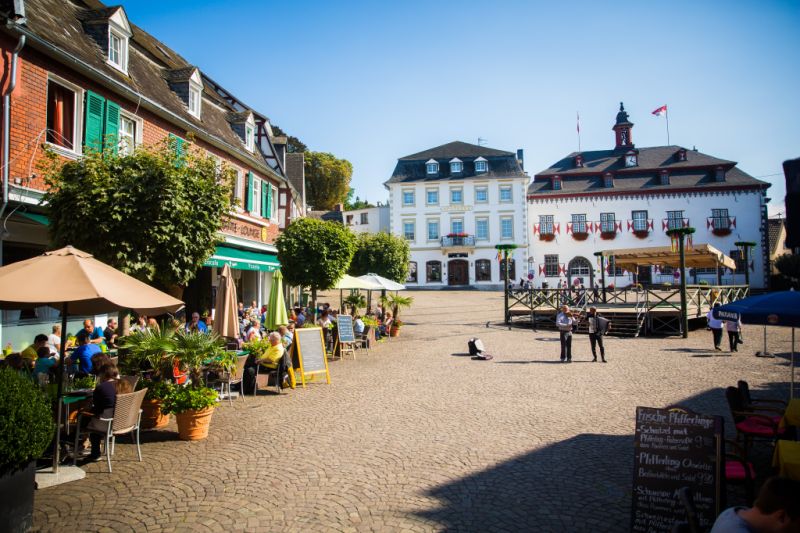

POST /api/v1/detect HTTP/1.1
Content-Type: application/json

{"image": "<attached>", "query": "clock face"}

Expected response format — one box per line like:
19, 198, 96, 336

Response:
626, 155, 637, 167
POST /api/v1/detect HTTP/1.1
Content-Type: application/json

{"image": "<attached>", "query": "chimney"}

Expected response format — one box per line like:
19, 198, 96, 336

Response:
333, 203, 344, 212
517, 149, 524, 170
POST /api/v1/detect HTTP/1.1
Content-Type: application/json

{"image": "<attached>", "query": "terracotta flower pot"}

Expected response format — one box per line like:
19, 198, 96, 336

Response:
389, 326, 400, 337
140, 399, 169, 429
175, 407, 215, 441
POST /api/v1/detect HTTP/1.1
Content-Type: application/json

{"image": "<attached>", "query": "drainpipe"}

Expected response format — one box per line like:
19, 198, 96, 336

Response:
1, 32, 26, 267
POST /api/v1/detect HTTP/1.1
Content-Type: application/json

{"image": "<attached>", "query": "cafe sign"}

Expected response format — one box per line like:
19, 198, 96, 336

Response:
222, 219, 270, 243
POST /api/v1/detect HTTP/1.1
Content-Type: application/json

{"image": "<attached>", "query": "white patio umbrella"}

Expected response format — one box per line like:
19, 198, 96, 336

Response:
357, 273, 405, 311
332, 275, 381, 313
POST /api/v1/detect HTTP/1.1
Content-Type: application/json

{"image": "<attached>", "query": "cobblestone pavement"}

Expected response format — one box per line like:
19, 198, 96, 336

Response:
33, 290, 795, 532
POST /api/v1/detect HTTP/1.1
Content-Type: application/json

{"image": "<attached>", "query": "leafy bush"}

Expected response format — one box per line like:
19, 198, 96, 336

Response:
243, 338, 270, 360
137, 378, 174, 402
348, 231, 410, 283
161, 386, 218, 414
70, 375, 96, 390
0, 369, 54, 474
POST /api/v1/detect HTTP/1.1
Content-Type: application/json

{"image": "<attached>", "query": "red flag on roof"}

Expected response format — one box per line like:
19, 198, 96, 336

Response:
652, 105, 667, 116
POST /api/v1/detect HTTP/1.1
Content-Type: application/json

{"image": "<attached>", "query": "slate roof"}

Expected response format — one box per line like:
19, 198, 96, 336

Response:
768, 219, 785, 255
529, 145, 768, 196
285, 153, 305, 204
387, 141, 525, 185
1, 0, 285, 182
307, 210, 343, 223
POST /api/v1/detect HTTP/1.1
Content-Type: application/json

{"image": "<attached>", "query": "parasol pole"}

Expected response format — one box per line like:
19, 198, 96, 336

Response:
52, 302, 68, 473
792, 327, 796, 400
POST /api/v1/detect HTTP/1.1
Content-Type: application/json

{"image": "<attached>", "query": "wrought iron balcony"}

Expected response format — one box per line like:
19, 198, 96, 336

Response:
441, 234, 476, 247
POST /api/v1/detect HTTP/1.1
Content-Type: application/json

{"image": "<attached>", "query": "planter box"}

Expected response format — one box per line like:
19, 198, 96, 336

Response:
712, 228, 732, 236
572, 232, 589, 241
633, 230, 649, 239
539, 234, 555, 242
600, 231, 616, 240
0, 462, 35, 533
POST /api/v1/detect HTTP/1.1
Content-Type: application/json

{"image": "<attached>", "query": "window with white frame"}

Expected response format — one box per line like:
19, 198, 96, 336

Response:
632, 210, 648, 231
500, 216, 514, 239
450, 158, 463, 173
475, 186, 488, 203
450, 188, 463, 205
426, 159, 438, 175
403, 221, 415, 241
476, 218, 489, 240
360, 212, 369, 224
451, 218, 464, 235
539, 215, 554, 235
544, 254, 559, 277
426, 189, 439, 205
711, 208, 729, 229
571, 213, 587, 233
499, 185, 512, 203
427, 220, 439, 241
108, 31, 127, 72
402, 189, 415, 206
475, 158, 488, 173
233, 169, 243, 203
188, 84, 202, 118
118, 112, 141, 156
251, 179, 262, 217
46, 77, 82, 154
475, 259, 491, 281
600, 212, 616, 233
245, 124, 255, 152
271, 186, 278, 220
667, 210, 684, 230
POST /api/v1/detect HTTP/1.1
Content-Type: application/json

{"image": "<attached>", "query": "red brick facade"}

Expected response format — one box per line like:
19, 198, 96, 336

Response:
0, 33, 282, 246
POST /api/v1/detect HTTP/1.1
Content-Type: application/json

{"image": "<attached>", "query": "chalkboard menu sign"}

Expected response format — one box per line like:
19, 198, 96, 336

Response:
291, 327, 331, 386
631, 406, 723, 533
337, 315, 356, 343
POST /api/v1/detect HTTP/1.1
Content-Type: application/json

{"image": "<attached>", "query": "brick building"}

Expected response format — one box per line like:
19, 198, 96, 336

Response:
0, 0, 303, 344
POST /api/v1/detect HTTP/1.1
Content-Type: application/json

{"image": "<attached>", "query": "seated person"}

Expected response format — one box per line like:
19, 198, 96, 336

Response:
77, 319, 105, 346
184, 312, 208, 333
295, 308, 306, 327
21, 334, 48, 362
78, 363, 132, 462
69, 333, 102, 376
257, 332, 285, 370
354, 315, 365, 335
711, 476, 800, 532
278, 324, 293, 349
317, 310, 332, 328
245, 319, 262, 342
91, 353, 112, 375
33, 346, 57, 377
103, 319, 118, 348
379, 311, 394, 336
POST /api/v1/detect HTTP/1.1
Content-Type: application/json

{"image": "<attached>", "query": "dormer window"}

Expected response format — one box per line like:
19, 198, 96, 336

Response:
167, 67, 204, 119
474, 157, 488, 173
108, 30, 127, 72
450, 158, 463, 174
574, 154, 584, 168
715, 166, 726, 182
228, 110, 256, 150
659, 170, 670, 185
552, 176, 562, 190
603, 172, 614, 188
426, 159, 439, 175
677, 148, 687, 162
103, 8, 132, 74
188, 84, 201, 118
245, 124, 255, 151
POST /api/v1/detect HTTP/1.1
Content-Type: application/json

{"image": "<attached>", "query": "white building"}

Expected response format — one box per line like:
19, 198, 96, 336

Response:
344, 204, 390, 234
527, 103, 771, 289
386, 141, 529, 289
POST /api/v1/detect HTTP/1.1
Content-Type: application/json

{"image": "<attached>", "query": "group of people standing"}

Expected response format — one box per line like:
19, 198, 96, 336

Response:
707, 303, 743, 352
555, 305, 610, 363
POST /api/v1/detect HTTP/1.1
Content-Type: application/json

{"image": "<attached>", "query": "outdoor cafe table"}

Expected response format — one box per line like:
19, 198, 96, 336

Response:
773, 440, 800, 480
61, 389, 92, 436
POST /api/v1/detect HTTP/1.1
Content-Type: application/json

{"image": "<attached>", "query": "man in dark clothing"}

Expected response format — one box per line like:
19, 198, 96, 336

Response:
556, 305, 575, 362
586, 307, 609, 363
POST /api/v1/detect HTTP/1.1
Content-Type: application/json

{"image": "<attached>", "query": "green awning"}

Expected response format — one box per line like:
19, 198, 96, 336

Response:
20, 212, 49, 226
204, 245, 280, 272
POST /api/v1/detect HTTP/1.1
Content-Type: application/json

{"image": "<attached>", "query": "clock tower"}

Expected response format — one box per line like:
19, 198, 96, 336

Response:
613, 102, 634, 150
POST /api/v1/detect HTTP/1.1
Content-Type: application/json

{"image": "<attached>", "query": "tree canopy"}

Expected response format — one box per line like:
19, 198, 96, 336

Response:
349, 232, 410, 283
270, 124, 307, 154
344, 187, 374, 210
276, 218, 356, 302
42, 138, 232, 291
304, 151, 353, 211
775, 253, 800, 287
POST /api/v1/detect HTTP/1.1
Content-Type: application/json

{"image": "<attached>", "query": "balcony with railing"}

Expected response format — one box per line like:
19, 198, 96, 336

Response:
707, 216, 736, 236
441, 234, 476, 248
661, 218, 691, 231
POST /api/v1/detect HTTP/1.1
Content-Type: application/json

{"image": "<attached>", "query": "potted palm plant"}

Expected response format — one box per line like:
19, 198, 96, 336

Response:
344, 292, 366, 316
0, 369, 54, 533
384, 294, 413, 337
161, 330, 224, 440
118, 323, 178, 429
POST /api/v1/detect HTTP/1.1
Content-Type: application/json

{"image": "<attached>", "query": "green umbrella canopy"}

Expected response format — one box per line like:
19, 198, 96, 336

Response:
265, 269, 289, 330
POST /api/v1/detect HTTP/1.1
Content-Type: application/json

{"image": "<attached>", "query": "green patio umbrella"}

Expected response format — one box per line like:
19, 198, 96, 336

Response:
265, 269, 289, 330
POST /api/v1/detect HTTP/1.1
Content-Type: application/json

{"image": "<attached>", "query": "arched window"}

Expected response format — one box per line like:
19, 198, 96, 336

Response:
407, 262, 417, 283
499, 259, 516, 280
426, 261, 442, 283
475, 259, 491, 282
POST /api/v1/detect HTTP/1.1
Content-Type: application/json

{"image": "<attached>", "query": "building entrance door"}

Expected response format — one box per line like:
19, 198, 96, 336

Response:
567, 256, 593, 288
637, 265, 652, 286
448, 259, 469, 286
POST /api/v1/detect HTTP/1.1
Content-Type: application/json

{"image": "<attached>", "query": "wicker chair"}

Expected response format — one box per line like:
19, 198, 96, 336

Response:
119, 375, 139, 391
211, 355, 249, 405
73, 388, 147, 473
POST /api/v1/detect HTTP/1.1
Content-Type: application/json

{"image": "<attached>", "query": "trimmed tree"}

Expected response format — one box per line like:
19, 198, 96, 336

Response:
775, 253, 800, 287
304, 151, 352, 210
42, 137, 233, 329
349, 232, 410, 283
276, 218, 356, 311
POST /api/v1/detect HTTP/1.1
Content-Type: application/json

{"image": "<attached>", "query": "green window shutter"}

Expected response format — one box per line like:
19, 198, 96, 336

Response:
265, 183, 272, 219
246, 171, 254, 212
168, 133, 186, 166
84, 91, 106, 152
261, 181, 268, 219
104, 100, 120, 154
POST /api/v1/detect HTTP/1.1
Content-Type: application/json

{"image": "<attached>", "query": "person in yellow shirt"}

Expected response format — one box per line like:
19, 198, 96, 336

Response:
20, 334, 48, 362
258, 332, 285, 368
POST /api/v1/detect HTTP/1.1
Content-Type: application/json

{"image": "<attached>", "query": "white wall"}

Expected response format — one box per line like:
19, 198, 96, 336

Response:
527, 188, 768, 288
343, 205, 390, 234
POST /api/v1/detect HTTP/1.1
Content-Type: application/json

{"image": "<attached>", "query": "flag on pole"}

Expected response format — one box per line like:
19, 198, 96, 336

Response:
652, 105, 667, 116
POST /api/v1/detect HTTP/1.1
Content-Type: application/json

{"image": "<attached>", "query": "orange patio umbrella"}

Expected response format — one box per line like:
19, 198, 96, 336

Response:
212, 263, 240, 340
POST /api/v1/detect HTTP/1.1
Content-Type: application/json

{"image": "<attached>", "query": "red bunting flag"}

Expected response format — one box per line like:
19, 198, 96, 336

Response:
652, 105, 667, 116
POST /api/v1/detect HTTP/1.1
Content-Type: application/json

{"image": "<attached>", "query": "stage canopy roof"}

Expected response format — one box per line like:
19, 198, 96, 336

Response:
601, 243, 737, 270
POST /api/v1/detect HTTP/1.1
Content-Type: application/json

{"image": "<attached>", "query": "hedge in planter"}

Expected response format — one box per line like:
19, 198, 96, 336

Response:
161, 386, 218, 440
0, 369, 55, 533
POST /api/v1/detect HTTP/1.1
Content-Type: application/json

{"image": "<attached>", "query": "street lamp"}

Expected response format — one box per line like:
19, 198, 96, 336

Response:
666, 227, 696, 339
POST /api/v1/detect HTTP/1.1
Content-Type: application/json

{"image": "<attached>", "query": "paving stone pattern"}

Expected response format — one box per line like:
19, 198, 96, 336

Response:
33, 290, 794, 532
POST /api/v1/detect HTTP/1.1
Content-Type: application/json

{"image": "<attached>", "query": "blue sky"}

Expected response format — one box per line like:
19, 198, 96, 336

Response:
122, 0, 799, 215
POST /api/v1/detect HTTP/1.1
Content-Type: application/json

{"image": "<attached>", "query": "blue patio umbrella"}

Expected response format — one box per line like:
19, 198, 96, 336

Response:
714, 291, 799, 398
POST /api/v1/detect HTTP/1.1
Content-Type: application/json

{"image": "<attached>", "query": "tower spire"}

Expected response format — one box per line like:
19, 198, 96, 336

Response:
612, 101, 634, 149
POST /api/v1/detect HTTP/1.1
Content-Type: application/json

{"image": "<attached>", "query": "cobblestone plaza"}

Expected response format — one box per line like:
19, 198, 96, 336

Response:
33, 290, 794, 532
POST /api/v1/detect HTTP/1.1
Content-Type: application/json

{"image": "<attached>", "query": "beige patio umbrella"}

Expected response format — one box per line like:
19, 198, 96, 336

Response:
212, 264, 240, 340
0, 246, 184, 472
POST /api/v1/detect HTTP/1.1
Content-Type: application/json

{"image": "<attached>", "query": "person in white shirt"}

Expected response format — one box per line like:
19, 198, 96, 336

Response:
556, 305, 575, 362
47, 324, 61, 357
726, 316, 743, 353
707, 303, 724, 351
